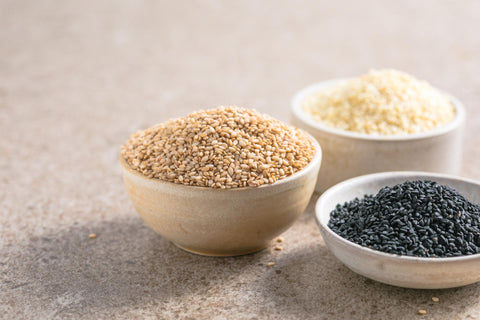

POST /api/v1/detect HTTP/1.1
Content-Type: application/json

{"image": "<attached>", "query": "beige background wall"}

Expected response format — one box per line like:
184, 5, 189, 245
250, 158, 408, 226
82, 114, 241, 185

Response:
1, 1, 479, 319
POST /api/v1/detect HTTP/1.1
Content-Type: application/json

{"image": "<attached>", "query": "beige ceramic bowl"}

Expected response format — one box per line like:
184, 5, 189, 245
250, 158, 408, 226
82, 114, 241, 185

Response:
316, 171, 480, 289
291, 79, 466, 193
120, 135, 322, 257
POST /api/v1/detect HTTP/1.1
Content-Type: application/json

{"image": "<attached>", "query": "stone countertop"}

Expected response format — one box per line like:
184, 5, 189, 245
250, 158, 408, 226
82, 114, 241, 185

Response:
1, 1, 480, 319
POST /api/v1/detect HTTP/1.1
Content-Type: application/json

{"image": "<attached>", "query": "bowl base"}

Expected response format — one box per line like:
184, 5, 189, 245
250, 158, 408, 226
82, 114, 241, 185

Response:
346, 266, 479, 289
173, 242, 272, 257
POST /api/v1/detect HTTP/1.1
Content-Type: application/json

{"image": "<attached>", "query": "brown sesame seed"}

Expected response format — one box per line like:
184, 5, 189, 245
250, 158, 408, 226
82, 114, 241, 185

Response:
267, 262, 275, 267
277, 237, 284, 243
121, 106, 315, 188
274, 246, 283, 251
417, 310, 427, 315
88, 233, 97, 239
432, 297, 439, 302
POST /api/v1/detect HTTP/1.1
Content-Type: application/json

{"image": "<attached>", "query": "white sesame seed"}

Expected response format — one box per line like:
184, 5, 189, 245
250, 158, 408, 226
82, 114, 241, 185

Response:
302, 69, 455, 135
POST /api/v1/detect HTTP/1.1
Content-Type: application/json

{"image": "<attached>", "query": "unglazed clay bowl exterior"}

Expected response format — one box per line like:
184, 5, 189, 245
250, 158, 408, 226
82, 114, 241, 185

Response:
120, 135, 322, 257
291, 79, 466, 193
315, 171, 480, 289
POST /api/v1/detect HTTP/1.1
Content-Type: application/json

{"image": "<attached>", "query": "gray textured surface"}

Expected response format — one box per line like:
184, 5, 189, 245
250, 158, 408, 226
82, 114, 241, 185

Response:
1, 0, 480, 319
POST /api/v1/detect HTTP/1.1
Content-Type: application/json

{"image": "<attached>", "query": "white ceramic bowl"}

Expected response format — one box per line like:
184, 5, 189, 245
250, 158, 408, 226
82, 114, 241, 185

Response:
291, 79, 466, 193
315, 171, 480, 289
120, 134, 322, 257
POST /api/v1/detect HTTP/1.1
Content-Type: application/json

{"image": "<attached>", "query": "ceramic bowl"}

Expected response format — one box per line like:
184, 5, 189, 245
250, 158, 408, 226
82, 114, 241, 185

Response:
315, 171, 480, 289
120, 135, 322, 257
291, 79, 466, 193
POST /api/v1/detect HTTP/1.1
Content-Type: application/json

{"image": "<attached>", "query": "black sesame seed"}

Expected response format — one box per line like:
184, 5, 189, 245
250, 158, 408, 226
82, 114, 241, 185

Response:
328, 180, 480, 257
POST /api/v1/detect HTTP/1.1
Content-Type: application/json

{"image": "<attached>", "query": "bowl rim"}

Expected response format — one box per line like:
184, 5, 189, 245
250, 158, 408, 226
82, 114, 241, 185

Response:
291, 78, 466, 141
119, 130, 322, 192
315, 171, 480, 263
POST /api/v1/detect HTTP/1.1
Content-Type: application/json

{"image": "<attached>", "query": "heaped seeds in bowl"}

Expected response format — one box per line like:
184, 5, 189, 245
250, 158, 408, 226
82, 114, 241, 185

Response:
302, 69, 456, 135
328, 180, 480, 257
121, 106, 316, 189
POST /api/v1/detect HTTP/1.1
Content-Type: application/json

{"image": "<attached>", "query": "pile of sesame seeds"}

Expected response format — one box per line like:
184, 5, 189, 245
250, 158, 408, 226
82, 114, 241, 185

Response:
121, 106, 316, 188
328, 180, 480, 257
302, 69, 456, 135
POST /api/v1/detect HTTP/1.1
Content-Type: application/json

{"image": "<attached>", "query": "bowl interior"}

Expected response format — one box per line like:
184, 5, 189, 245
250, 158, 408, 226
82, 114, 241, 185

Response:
316, 171, 480, 260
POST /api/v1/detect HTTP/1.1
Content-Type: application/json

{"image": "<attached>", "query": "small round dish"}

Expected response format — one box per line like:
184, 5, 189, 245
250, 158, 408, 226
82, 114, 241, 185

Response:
291, 79, 466, 193
315, 171, 480, 289
120, 134, 322, 257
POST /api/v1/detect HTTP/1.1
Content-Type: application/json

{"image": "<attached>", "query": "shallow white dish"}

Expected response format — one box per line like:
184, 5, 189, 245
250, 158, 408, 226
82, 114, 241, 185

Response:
315, 171, 480, 289
291, 79, 466, 193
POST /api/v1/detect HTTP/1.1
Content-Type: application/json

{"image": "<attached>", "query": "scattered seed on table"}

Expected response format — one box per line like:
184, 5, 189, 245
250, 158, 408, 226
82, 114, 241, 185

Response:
432, 297, 440, 302
328, 180, 480, 257
274, 246, 283, 251
88, 233, 97, 239
267, 262, 275, 267
277, 237, 284, 243
418, 310, 427, 315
